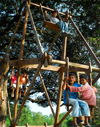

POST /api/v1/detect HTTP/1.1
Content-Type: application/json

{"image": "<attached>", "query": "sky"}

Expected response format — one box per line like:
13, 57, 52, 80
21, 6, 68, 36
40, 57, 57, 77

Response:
27, 101, 67, 116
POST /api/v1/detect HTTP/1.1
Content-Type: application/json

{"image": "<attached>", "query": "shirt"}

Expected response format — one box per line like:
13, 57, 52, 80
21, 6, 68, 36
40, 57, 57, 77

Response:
63, 82, 82, 104
12, 75, 17, 84
45, 13, 59, 24
70, 82, 97, 105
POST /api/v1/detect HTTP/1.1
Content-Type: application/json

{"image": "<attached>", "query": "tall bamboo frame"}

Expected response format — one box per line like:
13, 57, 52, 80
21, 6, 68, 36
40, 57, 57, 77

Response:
3, 0, 100, 127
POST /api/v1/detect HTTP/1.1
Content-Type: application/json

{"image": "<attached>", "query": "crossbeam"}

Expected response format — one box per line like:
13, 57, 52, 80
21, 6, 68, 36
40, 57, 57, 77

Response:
31, 2, 65, 16
9, 59, 100, 72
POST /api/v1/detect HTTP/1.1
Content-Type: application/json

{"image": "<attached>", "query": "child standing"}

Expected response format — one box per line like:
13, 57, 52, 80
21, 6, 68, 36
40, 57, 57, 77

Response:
45, 10, 68, 35
19, 72, 26, 98
23, 74, 30, 97
10, 70, 17, 97
63, 73, 91, 127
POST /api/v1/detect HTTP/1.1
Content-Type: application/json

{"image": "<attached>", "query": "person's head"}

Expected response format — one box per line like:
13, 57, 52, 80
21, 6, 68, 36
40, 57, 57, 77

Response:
52, 11, 57, 17
15, 72, 17, 76
69, 73, 76, 85
23, 72, 26, 77
80, 74, 88, 85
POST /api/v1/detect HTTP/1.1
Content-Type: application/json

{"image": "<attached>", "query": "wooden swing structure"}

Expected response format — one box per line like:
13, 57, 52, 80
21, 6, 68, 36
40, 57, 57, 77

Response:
0, 0, 100, 127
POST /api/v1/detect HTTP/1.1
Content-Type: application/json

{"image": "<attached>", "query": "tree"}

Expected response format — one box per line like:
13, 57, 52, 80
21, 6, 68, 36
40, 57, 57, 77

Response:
1, 0, 100, 108
6, 104, 33, 126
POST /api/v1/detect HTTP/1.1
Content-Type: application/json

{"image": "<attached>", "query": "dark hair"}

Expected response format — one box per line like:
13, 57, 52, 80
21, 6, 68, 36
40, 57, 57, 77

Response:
80, 74, 88, 80
69, 73, 76, 78
15, 71, 17, 74
52, 10, 57, 14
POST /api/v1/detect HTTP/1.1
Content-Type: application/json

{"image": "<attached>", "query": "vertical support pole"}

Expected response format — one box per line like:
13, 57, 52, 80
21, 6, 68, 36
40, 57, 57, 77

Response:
25, 123, 29, 127
76, 71, 85, 84
76, 72, 80, 84
7, 93, 12, 125
88, 62, 92, 86
54, 36, 67, 127
13, 1, 30, 125
44, 122, 47, 127
65, 57, 69, 111
0, 55, 9, 127
40, 3, 45, 21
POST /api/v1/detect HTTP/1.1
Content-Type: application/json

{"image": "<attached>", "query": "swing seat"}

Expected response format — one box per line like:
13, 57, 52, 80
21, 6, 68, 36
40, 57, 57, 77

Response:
60, 103, 72, 107
89, 105, 96, 119
42, 21, 60, 31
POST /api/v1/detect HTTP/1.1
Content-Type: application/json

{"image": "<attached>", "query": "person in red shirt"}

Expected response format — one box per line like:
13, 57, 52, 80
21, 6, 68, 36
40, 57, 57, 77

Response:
10, 70, 17, 97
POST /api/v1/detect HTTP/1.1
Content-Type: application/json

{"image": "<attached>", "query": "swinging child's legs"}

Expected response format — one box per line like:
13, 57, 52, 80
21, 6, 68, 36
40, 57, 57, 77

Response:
23, 85, 27, 97
19, 85, 22, 98
56, 21, 68, 35
11, 84, 16, 97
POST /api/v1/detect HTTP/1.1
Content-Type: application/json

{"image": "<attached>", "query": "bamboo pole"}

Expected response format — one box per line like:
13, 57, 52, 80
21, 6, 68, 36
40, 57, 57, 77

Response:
47, 32, 60, 54
25, 123, 29, 127
13, 2, 29, 124
13, 62, 42, 125
13, 67, 21, 123
57, 107, 72, 126
69, 16, 100, 68
26, 2, 44, 56
31, 2, 65, 16
44, 122, 47, 127
54, 36, 67, 126
39, 72, 55, 118
88, 62, 92, 86
5, 8, 25, 56
92, 73, 100, 85
65, 57, 69, 111
7, 93, 12, 125
9, 59, 100, 72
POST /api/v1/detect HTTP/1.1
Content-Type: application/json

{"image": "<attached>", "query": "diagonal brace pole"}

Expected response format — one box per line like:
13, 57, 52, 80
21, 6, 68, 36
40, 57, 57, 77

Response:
39, 72, 55, 118
47, 32, 60, 54
13, 62, 42, 125
57, 107, 72, 126
26, 2, 44, 56
69, 16, 100, 68
5, 8, 25, 56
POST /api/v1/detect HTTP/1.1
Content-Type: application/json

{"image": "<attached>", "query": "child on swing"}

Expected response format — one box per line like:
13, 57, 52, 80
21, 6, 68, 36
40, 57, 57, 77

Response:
10, 67, 17, 97
19, 72, 30, 98
63, 73, 91, 127
66, 74, 97, 124
66, 74, 97, 106
45, 10, 69, 35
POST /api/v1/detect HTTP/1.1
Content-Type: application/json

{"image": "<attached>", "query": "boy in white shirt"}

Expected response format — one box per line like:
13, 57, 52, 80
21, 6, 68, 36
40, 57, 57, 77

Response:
45, 10, 68, 35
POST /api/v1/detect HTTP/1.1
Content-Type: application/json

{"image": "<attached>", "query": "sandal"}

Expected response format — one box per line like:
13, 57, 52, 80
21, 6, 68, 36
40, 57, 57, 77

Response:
72, 123, 80, 127
85, 124, 91, 127
11, 93, 14, 97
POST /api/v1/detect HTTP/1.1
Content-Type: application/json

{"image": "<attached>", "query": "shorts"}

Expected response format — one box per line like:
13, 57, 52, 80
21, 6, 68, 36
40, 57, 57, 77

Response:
12, 84, 16, 88
23, 84, 27, 89
19, 85, 22, 89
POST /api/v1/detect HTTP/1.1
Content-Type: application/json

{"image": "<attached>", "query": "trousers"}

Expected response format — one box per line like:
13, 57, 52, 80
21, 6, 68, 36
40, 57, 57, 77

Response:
56, 21, 68, 33
69, 98, 90, 117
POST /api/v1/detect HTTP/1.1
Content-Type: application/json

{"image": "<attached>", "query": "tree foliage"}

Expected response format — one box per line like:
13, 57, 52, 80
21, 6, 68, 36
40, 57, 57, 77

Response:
1, 0, 100, 107
6, 104, 73, 127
